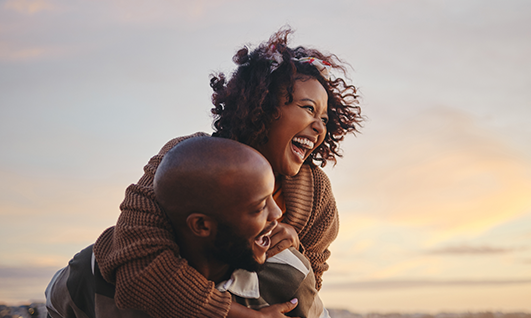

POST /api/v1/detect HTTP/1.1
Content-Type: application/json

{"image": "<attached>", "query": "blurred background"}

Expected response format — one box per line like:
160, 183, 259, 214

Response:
1, 0, 530, 313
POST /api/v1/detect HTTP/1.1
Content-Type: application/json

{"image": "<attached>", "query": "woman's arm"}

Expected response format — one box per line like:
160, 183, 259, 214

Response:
93, 133, 233, 318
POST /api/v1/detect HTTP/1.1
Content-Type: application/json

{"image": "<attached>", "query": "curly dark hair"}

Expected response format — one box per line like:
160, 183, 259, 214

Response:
210, 27, 363, 167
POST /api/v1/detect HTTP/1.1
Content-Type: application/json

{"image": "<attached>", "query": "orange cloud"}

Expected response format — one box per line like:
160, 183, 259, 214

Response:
0, 42, 81, 61
368, 257, 441, 279
0, 169, 127, 267
3, 0, 56, 14
320, 283, 531, 313
331, 107, 531, 244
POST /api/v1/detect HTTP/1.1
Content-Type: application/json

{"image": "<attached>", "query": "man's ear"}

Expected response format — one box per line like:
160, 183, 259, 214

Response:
186, 213, 217, 238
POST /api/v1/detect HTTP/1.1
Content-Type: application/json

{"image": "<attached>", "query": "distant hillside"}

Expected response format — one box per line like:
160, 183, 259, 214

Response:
1, 303, 530, 318
327, 310, 531, 318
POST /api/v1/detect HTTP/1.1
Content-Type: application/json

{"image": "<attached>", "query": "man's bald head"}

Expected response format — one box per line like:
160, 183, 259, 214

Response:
153, 137, 273, 229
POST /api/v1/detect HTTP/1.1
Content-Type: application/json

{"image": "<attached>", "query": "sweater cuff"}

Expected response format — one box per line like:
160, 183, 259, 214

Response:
198, 289, 232, 318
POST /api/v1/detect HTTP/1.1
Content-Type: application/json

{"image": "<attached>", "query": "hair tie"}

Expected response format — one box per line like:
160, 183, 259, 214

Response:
265, 44, 332, 80
293, 57, 332, 81
266, 44, 284, 72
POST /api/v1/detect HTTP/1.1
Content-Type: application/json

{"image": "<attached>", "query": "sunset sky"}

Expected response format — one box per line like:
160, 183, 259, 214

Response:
1, 0, 530, 313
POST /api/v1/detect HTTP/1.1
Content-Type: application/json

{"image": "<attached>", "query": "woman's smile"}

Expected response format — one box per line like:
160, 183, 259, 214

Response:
291, 136, 316, 161
257, 77, 329, 177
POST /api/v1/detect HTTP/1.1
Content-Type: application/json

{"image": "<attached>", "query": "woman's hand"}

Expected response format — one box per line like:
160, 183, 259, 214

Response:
267, 223, 300, 258
227, 299, 299, 318
258, 299, 300, 318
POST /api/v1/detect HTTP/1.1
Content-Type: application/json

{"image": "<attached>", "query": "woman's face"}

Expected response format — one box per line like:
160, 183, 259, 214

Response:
257, 77, 328, 177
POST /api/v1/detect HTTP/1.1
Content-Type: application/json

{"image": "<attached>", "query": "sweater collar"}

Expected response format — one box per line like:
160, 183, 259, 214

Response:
281, 164, 314, 234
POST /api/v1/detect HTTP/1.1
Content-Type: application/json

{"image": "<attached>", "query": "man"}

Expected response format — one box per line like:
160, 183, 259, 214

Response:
46, 137, 327, 318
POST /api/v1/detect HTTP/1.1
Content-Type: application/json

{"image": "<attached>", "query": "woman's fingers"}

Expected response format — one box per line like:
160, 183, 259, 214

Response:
267, 239, 291, 257
258, 298, 300, 318
279, 298, 299, 314
227, 299, 299, 318
267, 223, 300, 257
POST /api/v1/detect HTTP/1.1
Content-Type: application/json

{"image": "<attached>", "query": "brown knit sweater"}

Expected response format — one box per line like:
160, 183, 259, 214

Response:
93, 132, 339, 318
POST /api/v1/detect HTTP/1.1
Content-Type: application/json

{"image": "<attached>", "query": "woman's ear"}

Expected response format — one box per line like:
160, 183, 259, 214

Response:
186, 213, 217, 238
272, 107, 282, 120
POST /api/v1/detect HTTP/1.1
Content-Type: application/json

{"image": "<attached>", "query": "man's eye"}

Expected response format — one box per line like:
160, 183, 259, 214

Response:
256, 202, 267, 213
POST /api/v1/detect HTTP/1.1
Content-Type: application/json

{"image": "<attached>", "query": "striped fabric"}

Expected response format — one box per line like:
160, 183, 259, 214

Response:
45, 246, 328, 318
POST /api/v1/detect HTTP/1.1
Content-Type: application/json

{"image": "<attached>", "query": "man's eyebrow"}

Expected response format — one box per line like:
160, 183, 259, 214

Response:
258, 194, 270, 205
247, 194, 269, 209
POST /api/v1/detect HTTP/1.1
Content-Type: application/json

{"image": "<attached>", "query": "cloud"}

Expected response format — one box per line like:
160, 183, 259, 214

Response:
0, 265, 58, 279
424, 244, 525, 255
332, 107, 531, 243
80, 0, 243, 26
0, 43, 77, 62
0, 169, 126, 267
368, 257, 443, 280
0, 265, 57, 303
3, 0, 57, 14
0, 169, 124, 219
324, 278, 531, 290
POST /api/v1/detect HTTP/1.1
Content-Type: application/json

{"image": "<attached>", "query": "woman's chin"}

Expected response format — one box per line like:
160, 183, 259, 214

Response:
276, 159, 303, 177
284, 164, 303, 177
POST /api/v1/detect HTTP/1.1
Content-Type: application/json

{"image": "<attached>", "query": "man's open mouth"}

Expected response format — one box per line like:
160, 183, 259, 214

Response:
255, 231, 272, 248
255, 223, 277, 248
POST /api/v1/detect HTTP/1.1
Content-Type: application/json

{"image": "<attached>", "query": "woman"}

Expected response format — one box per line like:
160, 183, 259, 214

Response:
94, 28, 362, 318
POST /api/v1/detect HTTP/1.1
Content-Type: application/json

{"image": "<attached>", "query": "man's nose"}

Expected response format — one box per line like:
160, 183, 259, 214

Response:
267, 197, 282, 222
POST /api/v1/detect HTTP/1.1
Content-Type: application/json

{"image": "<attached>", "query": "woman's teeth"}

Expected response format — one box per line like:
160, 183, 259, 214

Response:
292, 137, 314, 149
292, 144, 305, 160
292, 137, 314, 160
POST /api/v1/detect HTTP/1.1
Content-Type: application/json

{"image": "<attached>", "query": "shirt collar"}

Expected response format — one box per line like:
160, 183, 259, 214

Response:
216, 269, 260, 299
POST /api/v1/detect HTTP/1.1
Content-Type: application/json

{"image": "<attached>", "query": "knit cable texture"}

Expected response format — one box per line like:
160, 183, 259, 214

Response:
94, 132, 339, 316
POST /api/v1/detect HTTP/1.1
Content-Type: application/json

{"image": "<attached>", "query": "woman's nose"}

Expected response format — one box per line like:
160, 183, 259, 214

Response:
312, 118, 326, 135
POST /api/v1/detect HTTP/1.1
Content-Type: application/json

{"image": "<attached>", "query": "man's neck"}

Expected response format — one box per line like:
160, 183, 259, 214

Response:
203, 260, 233, 284
179, 245, 233, 284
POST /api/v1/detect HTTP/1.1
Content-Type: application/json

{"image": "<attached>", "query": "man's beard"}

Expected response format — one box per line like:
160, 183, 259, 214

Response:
210, 221, 265, 273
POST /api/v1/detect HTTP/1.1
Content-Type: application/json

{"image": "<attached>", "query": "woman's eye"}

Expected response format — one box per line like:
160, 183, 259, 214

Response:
321, 117, 328, 124
303, 105, 315, 113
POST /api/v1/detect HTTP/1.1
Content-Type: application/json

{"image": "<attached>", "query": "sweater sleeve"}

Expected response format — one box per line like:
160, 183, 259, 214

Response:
298, 167, 339, 291
93, 132, 232, 318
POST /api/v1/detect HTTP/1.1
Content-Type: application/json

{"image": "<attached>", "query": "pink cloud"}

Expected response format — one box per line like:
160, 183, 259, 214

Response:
3, 0, 57, 14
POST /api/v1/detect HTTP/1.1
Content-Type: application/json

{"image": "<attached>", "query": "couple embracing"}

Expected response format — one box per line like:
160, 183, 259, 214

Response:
46, 28, 362, 318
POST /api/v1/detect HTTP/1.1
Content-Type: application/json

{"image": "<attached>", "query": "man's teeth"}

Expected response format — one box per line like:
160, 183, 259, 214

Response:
292, 137, 314, 149
256, 231, 272, 247
260, 235, 270, 247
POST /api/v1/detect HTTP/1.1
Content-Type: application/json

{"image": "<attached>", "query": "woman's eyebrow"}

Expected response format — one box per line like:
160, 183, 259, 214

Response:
299, 98, 316, 104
